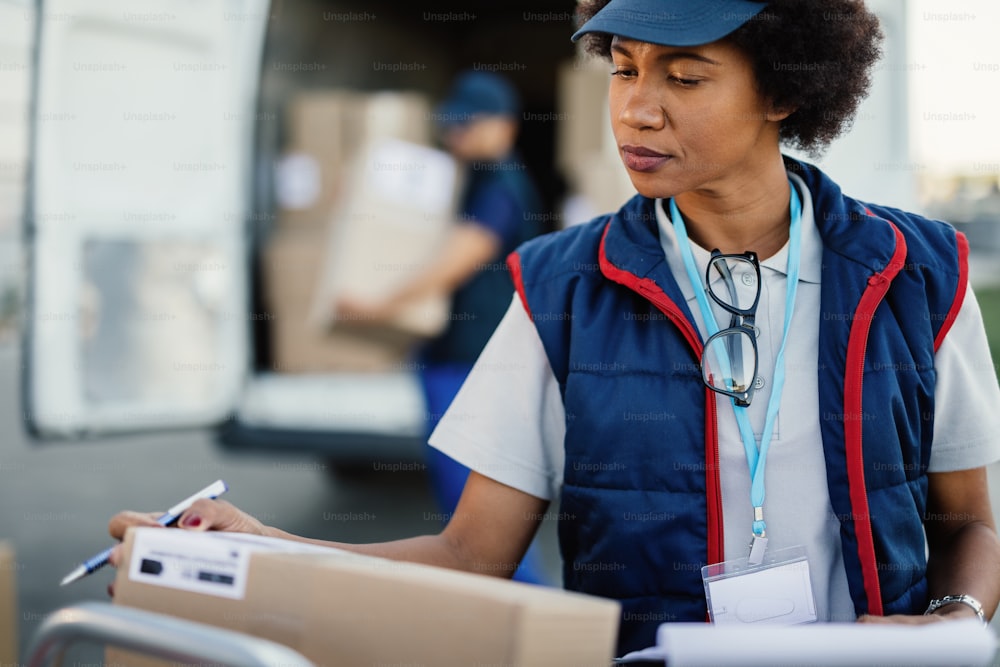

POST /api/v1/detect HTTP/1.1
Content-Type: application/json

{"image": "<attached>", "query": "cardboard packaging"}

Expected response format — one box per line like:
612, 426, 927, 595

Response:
277, 91, 433, 231
261, 227, 416, 373
110, 528, 620, 667
266, 100, 458, 372
0, 541, 17, 665
309, 137, 460, 338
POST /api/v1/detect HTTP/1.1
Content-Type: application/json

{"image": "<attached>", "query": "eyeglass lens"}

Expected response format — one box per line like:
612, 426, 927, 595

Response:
702, 328, 757, 399
701, 252, 761, 405
708, 255, 758, 313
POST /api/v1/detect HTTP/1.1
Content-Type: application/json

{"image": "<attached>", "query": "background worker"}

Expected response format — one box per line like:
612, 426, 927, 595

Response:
337, 70, 548, 584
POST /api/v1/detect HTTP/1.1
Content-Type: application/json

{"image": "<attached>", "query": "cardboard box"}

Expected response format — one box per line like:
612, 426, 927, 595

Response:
309, 137, 459, 338
276, 91, 358, 231
261, 228, 416, 373
0, 541, 17, 666
267, 115, 458, 373
277, 91, 433, 231
110, 529, 620, 667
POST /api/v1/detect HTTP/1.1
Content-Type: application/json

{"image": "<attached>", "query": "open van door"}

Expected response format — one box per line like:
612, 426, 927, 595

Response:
23, 0, 429, 462
23, 0, 269, 438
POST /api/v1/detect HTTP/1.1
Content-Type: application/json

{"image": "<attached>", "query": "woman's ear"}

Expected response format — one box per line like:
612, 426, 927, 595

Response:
766, 104, 796, 122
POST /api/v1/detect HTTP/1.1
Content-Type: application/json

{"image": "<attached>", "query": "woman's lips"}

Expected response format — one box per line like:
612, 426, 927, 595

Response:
621, 145, 672, 172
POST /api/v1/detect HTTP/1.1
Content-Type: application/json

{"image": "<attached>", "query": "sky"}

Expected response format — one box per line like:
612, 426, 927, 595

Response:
907, 0, 1000, 173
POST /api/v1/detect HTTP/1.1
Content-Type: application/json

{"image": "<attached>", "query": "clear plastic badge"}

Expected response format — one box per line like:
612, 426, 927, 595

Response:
702, 545, 818, 625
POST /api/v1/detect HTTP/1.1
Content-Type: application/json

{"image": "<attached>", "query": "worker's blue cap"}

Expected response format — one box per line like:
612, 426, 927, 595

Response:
572, 0, 769, 47
435, 71, 520, 127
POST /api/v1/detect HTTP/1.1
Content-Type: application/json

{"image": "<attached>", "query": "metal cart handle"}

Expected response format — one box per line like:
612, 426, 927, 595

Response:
25, 601, 316, 667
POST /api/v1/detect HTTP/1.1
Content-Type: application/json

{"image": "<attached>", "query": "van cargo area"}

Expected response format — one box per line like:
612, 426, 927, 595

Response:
227, 1, 585, 462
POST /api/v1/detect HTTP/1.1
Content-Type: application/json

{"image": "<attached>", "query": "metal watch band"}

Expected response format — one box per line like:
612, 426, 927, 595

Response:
924, 594, 988, 626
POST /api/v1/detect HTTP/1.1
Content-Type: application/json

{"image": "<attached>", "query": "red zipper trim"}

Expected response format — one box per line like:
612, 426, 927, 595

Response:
933, 231, 969, 352
598, 225, 703, 352
843, 221, 907, 617
704, 386, 723, 564
598, 223, 725, 567
506, 251, 533, 321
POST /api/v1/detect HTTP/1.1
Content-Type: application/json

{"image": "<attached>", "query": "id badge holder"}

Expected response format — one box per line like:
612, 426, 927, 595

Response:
701, 545, 817, 625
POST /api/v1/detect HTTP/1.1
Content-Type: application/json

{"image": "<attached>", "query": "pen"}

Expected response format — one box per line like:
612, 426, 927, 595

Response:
59, 479, 228, 586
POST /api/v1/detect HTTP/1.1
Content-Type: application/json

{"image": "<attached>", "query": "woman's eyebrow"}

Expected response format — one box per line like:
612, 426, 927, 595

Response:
664, 52, 722, 66
610, 43, 721, 67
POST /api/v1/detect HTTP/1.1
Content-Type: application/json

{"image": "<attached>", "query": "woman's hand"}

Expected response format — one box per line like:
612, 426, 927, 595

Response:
174, 498, 269, 534
857, 609, 977, 625
106, 500, 270, 573
108, 499, 267, 541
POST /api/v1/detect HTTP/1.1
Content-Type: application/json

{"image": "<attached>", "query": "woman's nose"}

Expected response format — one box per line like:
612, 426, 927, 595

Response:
618, 79, 668, 131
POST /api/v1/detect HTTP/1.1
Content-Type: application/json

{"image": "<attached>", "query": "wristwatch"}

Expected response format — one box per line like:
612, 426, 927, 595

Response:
924, 594, 988, 626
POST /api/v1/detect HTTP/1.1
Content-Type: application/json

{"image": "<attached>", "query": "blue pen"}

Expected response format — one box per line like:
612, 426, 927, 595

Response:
59, 479, 228, 586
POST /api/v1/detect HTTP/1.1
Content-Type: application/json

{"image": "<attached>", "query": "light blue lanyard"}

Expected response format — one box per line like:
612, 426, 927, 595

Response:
670, 182, 802, 540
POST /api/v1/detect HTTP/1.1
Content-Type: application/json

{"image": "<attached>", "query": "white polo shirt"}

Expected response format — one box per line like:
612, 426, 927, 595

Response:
429, 173, 1000, 621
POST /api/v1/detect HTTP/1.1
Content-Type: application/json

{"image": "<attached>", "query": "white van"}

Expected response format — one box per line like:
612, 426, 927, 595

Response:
20, 0, 577, 464
19, 0, 915, 465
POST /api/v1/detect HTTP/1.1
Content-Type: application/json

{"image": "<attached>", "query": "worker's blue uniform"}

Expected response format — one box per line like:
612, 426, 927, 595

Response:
420, 153, 547, 584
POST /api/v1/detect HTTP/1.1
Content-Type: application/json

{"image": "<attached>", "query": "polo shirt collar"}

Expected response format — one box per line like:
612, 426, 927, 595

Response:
654, 172, 823, 306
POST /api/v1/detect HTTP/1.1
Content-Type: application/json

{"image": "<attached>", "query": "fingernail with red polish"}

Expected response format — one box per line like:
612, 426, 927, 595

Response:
181, 515, 202, 528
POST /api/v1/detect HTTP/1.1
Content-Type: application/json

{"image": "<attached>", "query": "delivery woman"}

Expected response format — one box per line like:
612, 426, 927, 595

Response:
111, 0, 1000, 655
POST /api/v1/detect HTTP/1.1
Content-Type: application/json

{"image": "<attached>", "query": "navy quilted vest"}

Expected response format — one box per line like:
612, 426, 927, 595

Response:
508, 158, 967, 654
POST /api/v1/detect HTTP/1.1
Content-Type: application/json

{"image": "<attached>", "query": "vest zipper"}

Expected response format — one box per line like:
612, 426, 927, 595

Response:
637, 284, 725, 567
842, 222, 906, 617
844, 273, 889, 616
704, 386, 724, 564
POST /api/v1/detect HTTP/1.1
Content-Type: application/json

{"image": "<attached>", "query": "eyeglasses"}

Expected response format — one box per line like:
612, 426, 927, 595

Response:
700, 250, 761, 407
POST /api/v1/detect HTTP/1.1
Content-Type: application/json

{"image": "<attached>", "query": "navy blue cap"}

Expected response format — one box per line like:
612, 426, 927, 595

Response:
572, 0, 769, 47
435, 70, 520, 127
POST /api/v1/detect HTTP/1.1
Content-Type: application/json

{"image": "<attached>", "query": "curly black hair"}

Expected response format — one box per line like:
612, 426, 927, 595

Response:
575, 0, 884, 156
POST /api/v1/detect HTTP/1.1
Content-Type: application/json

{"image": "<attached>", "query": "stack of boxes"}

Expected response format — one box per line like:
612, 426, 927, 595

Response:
263, 91, 458, 373
307, 137, 460, 338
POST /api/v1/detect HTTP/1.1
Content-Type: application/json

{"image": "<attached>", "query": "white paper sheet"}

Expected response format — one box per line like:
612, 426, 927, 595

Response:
650, 620, 997, 667
127, 527, 345, 600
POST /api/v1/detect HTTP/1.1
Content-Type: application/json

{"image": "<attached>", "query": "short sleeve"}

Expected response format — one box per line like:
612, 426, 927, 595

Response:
465, 179, 524, 250
428, 295, 567, 500
929, 282, 1000, 472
